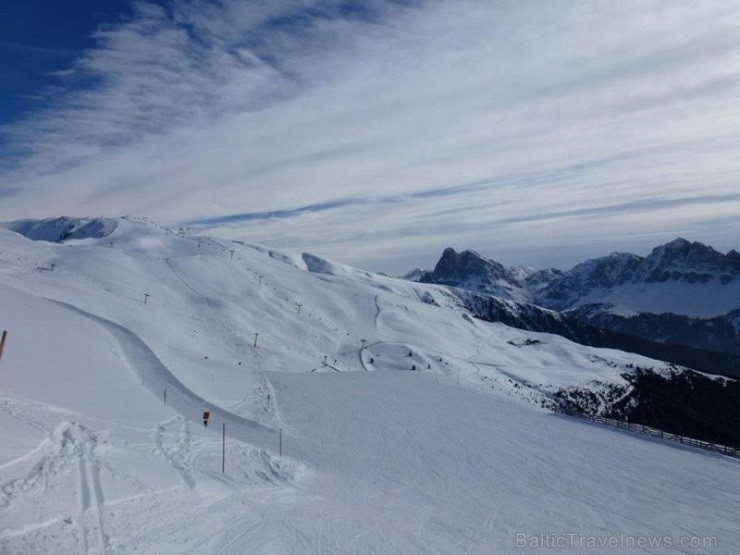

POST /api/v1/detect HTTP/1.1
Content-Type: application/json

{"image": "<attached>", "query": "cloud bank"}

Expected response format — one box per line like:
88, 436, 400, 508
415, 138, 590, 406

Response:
1, 0, 739, 273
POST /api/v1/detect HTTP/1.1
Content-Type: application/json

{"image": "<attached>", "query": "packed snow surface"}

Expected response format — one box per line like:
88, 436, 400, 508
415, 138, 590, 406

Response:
0, 218, 738, 553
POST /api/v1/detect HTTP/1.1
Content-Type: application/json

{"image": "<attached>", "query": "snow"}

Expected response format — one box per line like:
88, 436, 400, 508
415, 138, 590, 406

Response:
535, 243, 739, 318
4, 217, 118, 243
1, 218, 738, 553
570, 281, 740, 319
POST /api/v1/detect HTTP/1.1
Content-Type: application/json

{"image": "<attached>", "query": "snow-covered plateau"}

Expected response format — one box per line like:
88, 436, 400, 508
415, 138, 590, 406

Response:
0, 218, 737, 553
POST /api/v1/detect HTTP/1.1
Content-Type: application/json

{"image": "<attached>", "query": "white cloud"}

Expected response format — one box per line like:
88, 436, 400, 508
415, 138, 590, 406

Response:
1, 0, 739, 272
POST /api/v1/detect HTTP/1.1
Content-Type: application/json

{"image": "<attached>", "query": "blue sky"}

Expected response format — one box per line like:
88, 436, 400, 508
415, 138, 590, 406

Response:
1, 1, 739, 274
0, 1, 132, 125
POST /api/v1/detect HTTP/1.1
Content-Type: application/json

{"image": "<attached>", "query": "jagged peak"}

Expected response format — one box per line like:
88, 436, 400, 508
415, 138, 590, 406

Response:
567, 251, 641, 276
665, 237, 691, 248
440, 247, 485, 260
646, 237, 734, 272
420, 246, 525, 296
648, 237, 716, 258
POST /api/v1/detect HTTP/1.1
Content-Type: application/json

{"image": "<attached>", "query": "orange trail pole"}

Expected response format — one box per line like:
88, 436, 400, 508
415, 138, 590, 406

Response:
0, 330, 7, 362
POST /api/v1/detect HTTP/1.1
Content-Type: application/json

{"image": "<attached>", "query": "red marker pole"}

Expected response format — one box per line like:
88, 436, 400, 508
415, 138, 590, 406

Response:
0, 331, 7, 362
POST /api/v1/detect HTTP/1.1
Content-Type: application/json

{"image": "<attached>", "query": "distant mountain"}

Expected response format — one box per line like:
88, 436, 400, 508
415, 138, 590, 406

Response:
568, 305, 740, 356
407, 238, 740, 357
4, 216, 118, 242
533, 251, 643, 310
535, 238, 740, 316
400, 268, 427, 282
453, 289, 740, 380
417, 247, 529, 302
523, 267, 565, 295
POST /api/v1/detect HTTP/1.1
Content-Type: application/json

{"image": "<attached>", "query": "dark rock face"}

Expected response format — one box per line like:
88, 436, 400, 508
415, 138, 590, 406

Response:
455, 290, 740, 379
423, 248, 518, 288
569, 305, 740, 356
418, 248, 528, 300
646, 238, 740, 278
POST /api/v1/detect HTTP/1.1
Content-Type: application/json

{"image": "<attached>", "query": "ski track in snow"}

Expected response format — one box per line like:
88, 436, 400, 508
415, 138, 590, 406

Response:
0, 422, 109, 554
68, 423, 108, 555
0, 294, 300, 552
46, 298, 283, 454
153, 416, 195, 490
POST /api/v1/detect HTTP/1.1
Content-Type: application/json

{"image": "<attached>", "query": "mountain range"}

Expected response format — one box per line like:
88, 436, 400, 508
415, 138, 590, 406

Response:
407, 239, 740, 357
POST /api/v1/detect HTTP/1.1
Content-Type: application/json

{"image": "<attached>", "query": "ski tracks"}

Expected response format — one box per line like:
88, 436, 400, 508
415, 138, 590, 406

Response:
153, 416, 195, 489
0, 421, 109, 554
64, 423, 109, 555
0, 396, 54, 436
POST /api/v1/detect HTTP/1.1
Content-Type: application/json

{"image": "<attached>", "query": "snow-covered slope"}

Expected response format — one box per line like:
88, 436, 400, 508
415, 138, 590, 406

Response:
1, 218, 738, 553
3, 216, 118, 243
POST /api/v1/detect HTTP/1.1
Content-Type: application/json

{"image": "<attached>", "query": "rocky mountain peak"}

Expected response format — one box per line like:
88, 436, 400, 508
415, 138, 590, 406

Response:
403, 238, 738, 316
429, 248, 516, 286
645, 238, 738, 283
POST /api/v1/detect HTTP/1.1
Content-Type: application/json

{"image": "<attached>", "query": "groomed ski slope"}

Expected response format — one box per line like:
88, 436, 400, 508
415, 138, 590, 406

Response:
0, 218, 738, 553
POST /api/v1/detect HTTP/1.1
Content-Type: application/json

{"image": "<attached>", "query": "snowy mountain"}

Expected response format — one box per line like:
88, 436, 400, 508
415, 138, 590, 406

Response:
1, 218, 739, 553
417, 247, 530, 302
522, 267, 564, 294
535, 238, 740, 317
414, 239, 740, 358
4, 216, 118, 243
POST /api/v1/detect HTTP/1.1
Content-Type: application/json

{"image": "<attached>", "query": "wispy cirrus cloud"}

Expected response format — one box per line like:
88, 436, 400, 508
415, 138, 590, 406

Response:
1, 0, 739, 273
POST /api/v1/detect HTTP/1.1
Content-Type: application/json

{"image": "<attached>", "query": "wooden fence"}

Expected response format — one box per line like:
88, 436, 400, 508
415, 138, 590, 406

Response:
555, 407, 739, 459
